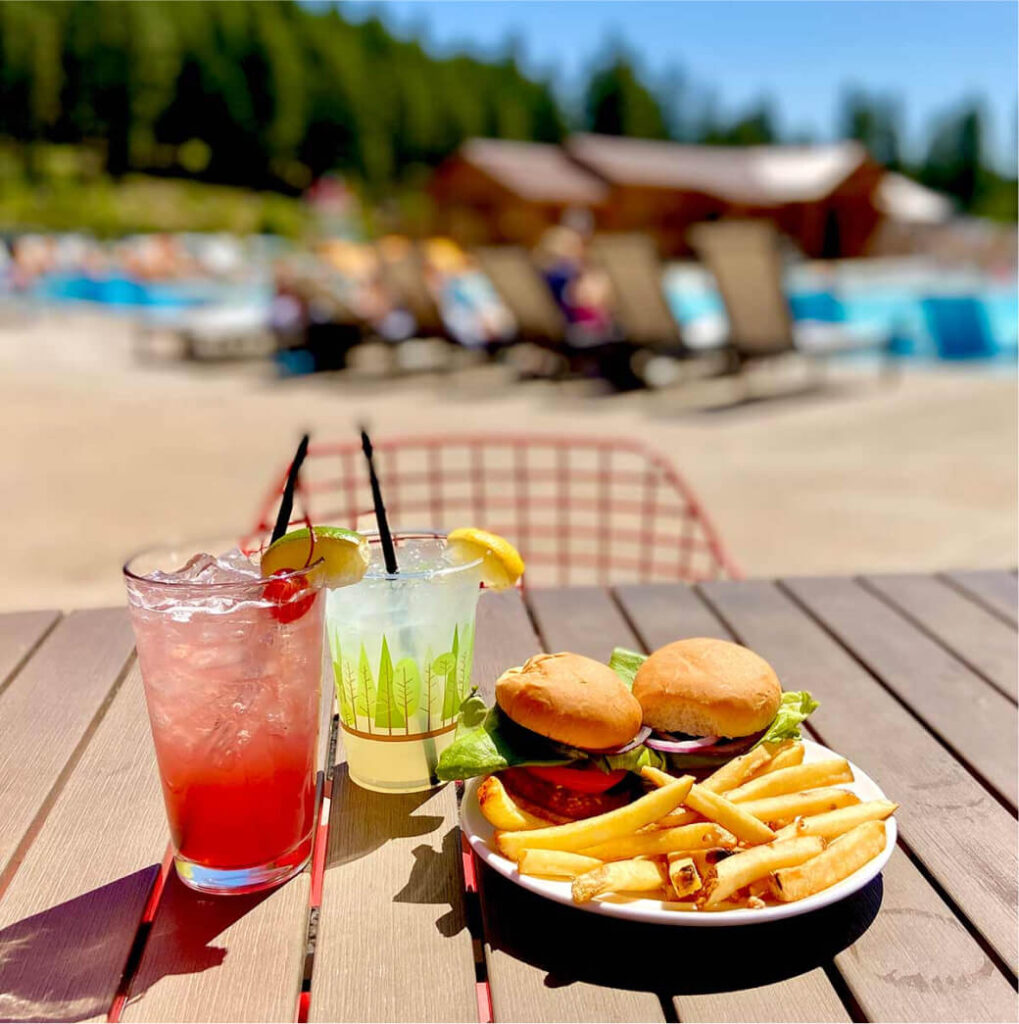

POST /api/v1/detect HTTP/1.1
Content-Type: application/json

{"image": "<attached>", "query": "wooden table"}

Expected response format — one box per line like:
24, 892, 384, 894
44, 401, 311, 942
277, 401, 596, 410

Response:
1, 572, 1016, 1023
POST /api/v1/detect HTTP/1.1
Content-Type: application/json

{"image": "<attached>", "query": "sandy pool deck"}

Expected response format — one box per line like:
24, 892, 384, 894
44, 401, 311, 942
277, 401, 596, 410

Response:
1, 309, 1015, 612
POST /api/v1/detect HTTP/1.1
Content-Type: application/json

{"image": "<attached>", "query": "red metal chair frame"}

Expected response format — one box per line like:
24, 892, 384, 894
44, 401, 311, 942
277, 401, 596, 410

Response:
250, 434, 741, 586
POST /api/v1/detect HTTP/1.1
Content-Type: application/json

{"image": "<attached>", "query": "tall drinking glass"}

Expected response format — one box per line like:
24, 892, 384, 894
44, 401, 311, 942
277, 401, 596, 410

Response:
124, 539, 326, 895
326, 532, 483, 793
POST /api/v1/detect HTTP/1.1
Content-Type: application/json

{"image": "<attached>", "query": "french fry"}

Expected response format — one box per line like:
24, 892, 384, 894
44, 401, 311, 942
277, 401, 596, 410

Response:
705, 835, 824, 905
759, 740, 805, 774
701, 745, 772, 793
640, 767, 775, 843
684, 783, 777, 845
641, 765, 679, 788
773, 800, 898, 842
580, 822, 733, 861
725, 759, 853, 804
667, 854, 702, 898
738, 788, 858, 827
686, 847, 733, 878
648, 809, 701, 829
572, 858, 669, 904
518, 849, 603, 879
770, 821, 887, 902
478, 775, 556, 831
496, 775, 694, 860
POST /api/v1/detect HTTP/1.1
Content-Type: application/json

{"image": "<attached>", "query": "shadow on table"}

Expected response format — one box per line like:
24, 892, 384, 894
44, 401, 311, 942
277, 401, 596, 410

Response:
327, 765, 444, 869
478, 861, 883, 996
0, 868, 157, 1023
125, 871, 277, 1007
0, 865, 285, 1022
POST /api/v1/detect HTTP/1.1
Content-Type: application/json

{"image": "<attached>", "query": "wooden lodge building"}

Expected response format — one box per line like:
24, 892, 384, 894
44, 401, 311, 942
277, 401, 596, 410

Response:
429, 134, 911, 258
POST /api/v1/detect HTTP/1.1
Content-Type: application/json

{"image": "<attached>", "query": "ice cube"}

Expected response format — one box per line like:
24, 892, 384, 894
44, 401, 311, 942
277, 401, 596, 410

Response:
146, 549, 259, 585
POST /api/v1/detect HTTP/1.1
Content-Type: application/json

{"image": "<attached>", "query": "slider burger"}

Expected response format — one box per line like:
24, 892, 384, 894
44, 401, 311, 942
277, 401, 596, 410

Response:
630, 638, 818, 775
435, 652, 665, 820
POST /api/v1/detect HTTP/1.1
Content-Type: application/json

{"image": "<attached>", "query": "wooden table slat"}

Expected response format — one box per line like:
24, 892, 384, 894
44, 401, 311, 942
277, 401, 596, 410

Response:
0, 662, 167, 1023
308, 591, 491, 1024
0, 609, 60, 693
482, 588, 667, 1023
124, 872, 311, 1023
530, 586, 855, 1024
618, 582, 1019, 1021
126, 645, 337, 1022
862, 573, 1017, 702
698, 579, 1019, 974
838, 850, 1018, 1022
0, 607, 135, 884
783, 576, 1017, 808
943, 570, 1018, 627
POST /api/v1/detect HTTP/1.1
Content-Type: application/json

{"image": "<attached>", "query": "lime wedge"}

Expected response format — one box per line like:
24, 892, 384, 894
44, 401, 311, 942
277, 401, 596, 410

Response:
446, 528, 525, 590
261, 526, 369, 587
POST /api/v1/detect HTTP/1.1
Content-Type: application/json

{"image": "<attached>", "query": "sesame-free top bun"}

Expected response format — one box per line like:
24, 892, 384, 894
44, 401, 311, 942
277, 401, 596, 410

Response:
496, 652, 642, 749
633, 638, 781, 738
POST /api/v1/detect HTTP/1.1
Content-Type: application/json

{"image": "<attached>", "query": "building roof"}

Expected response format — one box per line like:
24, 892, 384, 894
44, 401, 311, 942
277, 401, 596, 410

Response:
456, 138, 609, 206
566, 134, 871, 205
875, 172, 954, 224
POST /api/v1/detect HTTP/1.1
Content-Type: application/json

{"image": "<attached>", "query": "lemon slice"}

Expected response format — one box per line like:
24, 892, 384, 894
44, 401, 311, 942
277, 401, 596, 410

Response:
261, 526, 369, 587
447, 528, 525, 590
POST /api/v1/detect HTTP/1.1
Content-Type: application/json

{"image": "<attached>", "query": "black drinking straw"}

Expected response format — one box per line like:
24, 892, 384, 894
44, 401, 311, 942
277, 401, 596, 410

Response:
271, 433, 310, 544
359, 425, 399, 575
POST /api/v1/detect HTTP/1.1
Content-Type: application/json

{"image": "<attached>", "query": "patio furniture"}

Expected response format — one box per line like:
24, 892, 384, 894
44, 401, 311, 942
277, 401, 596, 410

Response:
588, 233, 687, 352
922, 295, 997, 360
0, 570, 1015, 1021
688, 220, 895, 376
473, 246, 643, 390
249, 434, 741, 586
375, 240, 449, 340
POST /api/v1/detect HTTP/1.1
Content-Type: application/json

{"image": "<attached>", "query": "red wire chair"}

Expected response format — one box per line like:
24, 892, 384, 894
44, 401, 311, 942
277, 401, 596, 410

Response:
250, 434, 741, 587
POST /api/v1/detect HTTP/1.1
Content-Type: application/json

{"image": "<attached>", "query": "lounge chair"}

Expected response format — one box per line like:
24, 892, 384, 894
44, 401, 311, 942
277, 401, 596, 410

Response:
922, 296, 996, 360
688, 221, 894, 376
375, 240, 447, 339
474, 245, 642, 390
588, 233, 688, 352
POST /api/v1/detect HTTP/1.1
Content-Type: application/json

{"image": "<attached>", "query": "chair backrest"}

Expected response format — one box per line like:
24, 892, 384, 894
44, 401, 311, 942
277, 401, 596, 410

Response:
589, 233, 684, 349
921, 296, 995, 360
376, 244, 446, 335
474, 247, 567, 342
688, 221, 795, 357
250, 434, 740, 587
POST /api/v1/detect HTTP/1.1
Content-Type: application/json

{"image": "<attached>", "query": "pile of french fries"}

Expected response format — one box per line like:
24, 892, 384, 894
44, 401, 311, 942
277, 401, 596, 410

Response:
477, 739, 897, 911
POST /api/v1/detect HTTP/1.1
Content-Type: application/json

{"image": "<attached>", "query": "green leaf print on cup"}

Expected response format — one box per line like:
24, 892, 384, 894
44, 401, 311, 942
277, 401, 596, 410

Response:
355, 643, 376, 734
332, 631, 357, 727
393, 657, 421, 728
374, 637, 405, 732
441, 626, 461, 721
456, 620, 475, 702
430, 652, 455, 729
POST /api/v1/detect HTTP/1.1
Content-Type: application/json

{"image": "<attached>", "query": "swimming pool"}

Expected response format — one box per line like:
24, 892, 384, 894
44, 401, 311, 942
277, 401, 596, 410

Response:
666, 261, 1018, 364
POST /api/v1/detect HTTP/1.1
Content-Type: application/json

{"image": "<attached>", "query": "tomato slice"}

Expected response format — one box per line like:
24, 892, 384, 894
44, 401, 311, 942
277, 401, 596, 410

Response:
525, 765, 628, 793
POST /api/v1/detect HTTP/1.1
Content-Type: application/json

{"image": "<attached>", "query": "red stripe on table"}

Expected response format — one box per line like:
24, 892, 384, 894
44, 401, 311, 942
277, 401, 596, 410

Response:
107, 844, 174, 1023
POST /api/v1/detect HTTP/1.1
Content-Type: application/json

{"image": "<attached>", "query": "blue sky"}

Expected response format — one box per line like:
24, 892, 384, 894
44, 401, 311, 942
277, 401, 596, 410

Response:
341, 1, 1017, 170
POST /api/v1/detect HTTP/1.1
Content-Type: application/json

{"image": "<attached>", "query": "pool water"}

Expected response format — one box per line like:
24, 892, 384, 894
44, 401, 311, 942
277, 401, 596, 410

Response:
665, 263, 1017, 364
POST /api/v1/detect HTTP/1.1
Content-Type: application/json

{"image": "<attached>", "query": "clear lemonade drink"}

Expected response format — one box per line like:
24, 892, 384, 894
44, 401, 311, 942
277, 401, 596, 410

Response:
125, 543, 326, 894
326, 533, 483, 793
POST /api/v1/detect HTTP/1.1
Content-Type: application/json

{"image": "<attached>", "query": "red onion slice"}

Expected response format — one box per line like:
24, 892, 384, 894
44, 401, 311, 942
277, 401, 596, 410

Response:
586, 725, 652, 756
645, 733, 720, 753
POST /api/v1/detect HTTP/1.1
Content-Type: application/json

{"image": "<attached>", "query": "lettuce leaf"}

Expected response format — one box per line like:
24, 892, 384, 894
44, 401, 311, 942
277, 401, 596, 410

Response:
434, 690, 664, 782
608, 647, 646, 689
758, 690, 819, 746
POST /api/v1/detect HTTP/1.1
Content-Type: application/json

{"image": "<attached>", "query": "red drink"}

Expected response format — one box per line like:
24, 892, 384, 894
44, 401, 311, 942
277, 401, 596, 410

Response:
125, 545, 325, 894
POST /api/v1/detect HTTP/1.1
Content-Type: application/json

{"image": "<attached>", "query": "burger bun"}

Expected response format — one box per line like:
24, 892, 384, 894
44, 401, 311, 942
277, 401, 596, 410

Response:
496, 652, 642, 749
633, 638, 781, 739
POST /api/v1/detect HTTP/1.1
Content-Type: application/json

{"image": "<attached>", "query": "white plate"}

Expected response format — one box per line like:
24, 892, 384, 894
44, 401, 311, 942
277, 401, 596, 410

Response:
461, 739, 896, 926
